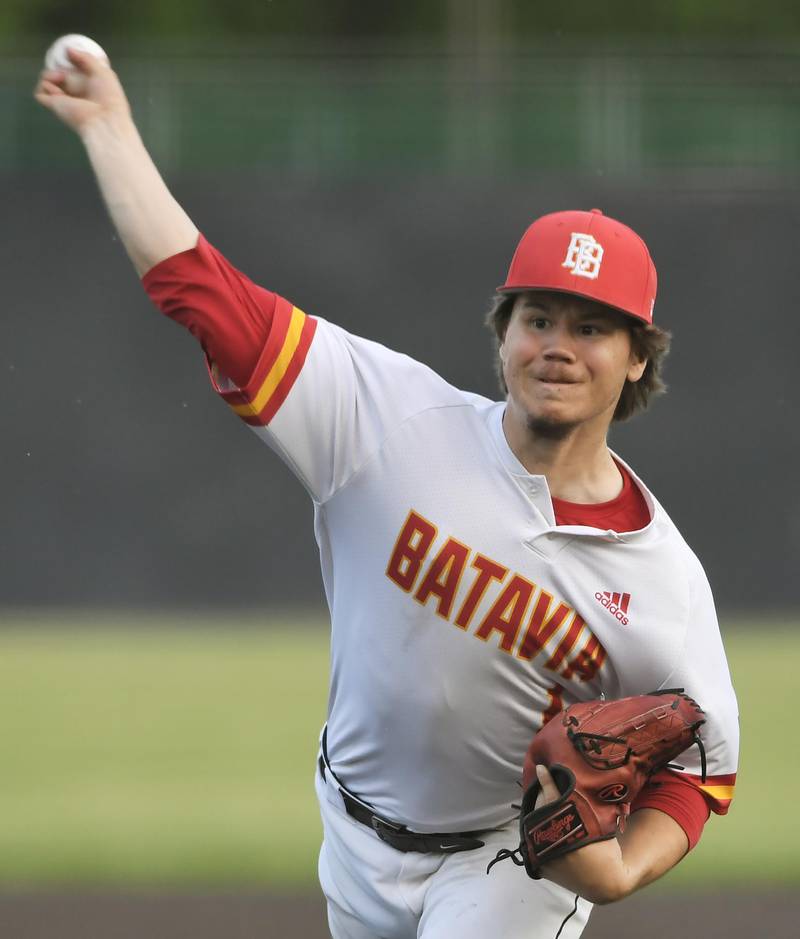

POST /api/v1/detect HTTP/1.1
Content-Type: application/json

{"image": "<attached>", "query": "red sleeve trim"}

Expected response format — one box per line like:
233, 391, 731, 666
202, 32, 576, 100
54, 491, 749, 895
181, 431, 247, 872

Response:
671, 770, 736, 816
253, 312, 316, 426
213, 299, 317, 427
141, 235, 317, 423
631, 769, 711, 850
212, 296, 293, 407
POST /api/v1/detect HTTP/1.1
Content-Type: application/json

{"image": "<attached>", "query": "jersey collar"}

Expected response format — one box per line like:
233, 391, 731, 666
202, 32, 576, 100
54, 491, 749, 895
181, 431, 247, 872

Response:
487, 402, 659, 541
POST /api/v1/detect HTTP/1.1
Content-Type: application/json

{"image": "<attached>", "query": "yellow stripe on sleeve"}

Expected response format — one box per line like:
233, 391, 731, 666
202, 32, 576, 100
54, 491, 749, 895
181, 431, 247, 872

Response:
698, 784, 735, 801
232, 306, 306, 417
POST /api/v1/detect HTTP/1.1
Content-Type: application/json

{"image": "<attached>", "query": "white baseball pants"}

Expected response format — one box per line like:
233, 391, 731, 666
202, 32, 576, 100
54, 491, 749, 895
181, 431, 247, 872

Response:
315, 764, 592, 939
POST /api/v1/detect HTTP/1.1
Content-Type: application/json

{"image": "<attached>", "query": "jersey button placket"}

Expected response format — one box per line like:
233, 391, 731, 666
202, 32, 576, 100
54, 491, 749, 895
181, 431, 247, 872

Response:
523, 530, 566, 560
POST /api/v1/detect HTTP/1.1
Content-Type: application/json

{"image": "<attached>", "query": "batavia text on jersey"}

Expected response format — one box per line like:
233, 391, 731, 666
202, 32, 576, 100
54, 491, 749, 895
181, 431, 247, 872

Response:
386, 509, 607, 683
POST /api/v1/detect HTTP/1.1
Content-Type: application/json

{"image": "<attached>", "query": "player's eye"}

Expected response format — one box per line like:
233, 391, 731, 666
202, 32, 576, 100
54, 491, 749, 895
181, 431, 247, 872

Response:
530, 316, 549, 329
579, 323, 601, 336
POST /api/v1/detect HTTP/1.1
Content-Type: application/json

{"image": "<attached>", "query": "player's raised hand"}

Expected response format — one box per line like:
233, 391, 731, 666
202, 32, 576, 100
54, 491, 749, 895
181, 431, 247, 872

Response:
34, 47, 131, 137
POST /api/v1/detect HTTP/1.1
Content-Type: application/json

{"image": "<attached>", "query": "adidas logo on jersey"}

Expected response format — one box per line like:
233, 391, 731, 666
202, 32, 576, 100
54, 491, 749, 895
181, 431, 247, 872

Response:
595, 591, 630, 626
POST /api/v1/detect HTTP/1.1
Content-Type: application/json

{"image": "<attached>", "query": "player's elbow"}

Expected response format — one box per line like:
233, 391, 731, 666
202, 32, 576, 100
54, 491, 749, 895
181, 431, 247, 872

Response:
578, 872, 632, 905
583, 886, 626, 906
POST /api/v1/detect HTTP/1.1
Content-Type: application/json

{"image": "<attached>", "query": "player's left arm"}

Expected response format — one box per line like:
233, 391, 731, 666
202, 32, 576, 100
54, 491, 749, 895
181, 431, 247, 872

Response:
532, 767, 690, 904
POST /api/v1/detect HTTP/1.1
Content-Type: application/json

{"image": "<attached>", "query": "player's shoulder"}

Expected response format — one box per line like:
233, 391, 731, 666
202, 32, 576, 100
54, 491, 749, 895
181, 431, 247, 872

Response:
614, 451, 713, 591
313, 315, 497, 414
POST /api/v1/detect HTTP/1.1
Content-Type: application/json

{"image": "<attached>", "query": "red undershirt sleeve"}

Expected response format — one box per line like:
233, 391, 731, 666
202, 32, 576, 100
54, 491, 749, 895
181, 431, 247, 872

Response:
631, 769, 711, 851
141, 234, 275, 388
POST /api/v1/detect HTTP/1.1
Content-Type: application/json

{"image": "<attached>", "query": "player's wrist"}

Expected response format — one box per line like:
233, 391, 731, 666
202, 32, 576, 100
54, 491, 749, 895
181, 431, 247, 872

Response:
78, 109, 137, 148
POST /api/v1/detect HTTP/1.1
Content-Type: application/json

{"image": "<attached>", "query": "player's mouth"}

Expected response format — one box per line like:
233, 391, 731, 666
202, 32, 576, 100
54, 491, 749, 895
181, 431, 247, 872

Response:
535, 376, 579, 387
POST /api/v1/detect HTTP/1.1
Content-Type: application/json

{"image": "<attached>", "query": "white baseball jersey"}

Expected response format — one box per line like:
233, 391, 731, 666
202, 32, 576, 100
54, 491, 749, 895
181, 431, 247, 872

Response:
211, 298, 739, 834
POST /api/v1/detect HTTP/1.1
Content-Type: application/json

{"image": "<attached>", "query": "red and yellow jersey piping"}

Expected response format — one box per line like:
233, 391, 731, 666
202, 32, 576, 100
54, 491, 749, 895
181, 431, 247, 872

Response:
685, 771, 736, 814
212, 296, 316, 426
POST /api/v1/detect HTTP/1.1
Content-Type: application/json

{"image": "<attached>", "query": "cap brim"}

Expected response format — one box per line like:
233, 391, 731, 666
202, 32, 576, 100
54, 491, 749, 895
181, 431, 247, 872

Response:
494, 284, 651, 325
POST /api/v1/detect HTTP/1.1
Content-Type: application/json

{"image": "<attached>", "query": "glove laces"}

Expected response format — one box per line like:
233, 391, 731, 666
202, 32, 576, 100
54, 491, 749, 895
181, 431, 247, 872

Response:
486, 845, 525, 875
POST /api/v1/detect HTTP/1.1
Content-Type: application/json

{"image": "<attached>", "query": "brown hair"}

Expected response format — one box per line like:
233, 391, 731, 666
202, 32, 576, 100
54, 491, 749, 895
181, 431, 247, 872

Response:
484, 291, 672, 423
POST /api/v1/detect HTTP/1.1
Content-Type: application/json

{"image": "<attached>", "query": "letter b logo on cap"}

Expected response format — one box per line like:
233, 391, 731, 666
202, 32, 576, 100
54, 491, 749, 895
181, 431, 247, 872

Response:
563, 232, 604, 279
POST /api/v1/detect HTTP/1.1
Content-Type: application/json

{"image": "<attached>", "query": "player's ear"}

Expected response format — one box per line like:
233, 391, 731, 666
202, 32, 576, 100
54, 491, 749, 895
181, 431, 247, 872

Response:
625, 324, 647, 383
626, 353, 647, 383
498, 322, 511, 362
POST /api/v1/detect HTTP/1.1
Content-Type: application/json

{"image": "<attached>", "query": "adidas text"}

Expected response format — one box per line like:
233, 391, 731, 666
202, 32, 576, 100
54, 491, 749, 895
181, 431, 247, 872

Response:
594, 591, 630, 626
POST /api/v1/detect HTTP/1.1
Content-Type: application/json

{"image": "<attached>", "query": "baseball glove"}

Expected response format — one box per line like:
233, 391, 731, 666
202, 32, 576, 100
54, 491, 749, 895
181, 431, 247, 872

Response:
488, 689, 706, 880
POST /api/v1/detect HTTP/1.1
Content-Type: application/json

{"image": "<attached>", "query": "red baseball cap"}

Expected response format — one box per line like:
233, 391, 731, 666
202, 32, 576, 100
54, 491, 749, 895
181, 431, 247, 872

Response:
497, 209, 657, 324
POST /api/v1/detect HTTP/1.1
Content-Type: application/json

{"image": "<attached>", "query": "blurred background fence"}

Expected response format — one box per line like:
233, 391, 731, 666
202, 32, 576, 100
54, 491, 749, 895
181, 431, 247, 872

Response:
3, 40, 800, 178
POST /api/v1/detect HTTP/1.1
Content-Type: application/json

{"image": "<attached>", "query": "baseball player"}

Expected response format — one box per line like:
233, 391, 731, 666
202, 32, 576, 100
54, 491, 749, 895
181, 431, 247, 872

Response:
36, 49, 739, 939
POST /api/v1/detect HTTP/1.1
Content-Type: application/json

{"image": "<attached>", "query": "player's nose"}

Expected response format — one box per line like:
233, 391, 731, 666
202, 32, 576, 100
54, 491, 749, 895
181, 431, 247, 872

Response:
542, 346, 575, 362
541, 324, 577, 362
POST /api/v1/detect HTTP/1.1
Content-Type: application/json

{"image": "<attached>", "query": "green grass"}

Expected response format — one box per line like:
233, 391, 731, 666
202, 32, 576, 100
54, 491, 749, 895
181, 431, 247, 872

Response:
1, 614, 329, 888
0, 614, 796, 888
663, 620, 797, 889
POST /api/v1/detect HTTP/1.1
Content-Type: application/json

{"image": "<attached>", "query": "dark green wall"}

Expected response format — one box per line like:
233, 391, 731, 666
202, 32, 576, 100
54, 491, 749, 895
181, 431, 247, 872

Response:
1, 174, 796, 610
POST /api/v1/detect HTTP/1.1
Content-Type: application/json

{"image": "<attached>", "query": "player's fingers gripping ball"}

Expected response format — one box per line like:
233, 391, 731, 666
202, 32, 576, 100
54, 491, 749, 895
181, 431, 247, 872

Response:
488, 690, 707, 879
44, 34, 109, 96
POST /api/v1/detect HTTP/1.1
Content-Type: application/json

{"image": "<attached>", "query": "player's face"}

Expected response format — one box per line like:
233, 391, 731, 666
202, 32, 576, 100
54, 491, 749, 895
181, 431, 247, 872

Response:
500, 291, 646, 439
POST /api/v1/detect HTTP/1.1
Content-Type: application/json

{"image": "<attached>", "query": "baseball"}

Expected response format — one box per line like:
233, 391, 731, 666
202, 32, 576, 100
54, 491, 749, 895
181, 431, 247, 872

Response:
44, 34, 109, 95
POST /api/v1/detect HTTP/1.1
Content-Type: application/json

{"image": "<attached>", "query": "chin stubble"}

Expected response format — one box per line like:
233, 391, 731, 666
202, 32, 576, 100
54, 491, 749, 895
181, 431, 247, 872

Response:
524, 414, 579, 442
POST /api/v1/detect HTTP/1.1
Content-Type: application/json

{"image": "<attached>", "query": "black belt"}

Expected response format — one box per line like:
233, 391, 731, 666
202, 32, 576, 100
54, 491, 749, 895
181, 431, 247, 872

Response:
319, 726, 487, 855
